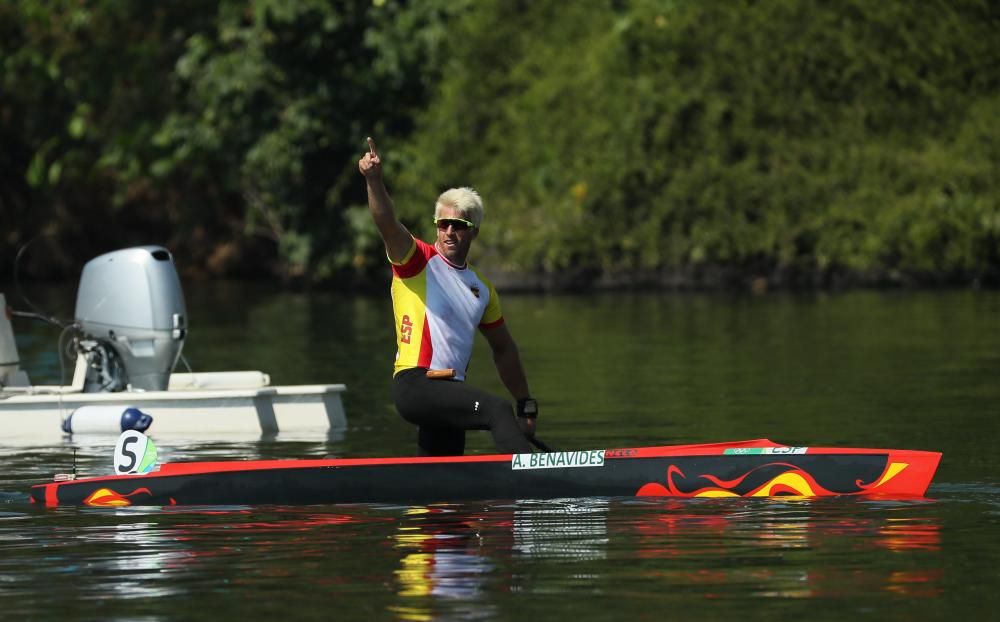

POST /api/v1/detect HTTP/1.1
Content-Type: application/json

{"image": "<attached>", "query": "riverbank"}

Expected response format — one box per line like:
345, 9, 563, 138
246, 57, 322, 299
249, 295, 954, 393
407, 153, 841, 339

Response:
3, 256, 996, 302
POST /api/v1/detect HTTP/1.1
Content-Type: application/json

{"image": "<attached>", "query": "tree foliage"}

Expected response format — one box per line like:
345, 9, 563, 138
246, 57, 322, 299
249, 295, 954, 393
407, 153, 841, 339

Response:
395, 0, 1000, 287
1, 0, 458, 281
2, 0, 998, 288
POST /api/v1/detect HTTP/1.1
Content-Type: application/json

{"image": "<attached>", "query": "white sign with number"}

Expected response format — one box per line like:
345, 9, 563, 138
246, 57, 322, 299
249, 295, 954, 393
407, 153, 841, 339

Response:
114, 430, 158, 475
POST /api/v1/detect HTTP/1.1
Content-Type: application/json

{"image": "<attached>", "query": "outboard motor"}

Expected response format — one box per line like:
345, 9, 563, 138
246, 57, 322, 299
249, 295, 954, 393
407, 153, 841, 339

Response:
74, 246, 187, 391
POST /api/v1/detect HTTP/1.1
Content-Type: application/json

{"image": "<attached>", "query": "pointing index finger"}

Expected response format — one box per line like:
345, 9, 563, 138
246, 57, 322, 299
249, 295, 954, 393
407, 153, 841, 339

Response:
367, 136, 378, 157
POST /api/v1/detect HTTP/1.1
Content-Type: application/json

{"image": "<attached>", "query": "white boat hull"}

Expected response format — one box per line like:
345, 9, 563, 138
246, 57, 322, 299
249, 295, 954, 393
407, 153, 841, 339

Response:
2, 272, 349, 445
0, 369, 347, 445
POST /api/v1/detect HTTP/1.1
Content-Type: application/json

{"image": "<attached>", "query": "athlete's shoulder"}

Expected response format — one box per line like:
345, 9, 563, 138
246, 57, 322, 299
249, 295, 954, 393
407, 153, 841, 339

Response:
392, 237, 437, 278
468, 263, 497, 289
471, 262, 504, 327
415, 237, 435, 255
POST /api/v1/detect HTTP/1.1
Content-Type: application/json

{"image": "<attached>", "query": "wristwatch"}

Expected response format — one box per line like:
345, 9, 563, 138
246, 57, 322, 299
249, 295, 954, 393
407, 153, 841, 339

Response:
516, 398, 538, 419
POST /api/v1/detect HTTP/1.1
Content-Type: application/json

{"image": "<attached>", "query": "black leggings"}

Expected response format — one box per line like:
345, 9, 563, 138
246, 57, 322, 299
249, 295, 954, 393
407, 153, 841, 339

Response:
392, 367, 532, 456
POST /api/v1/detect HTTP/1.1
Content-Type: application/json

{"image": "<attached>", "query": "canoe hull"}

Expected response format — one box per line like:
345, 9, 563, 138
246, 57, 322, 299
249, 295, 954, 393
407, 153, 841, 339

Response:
31, 441, 942, 507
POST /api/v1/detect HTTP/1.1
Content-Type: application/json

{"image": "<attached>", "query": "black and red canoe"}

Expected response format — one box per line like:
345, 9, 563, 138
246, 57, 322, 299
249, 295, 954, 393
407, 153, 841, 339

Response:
31, 439, 942, 507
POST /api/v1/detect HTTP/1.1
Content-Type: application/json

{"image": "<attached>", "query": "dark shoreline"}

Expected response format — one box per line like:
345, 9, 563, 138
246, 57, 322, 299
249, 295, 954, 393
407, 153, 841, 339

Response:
2, 261, 996, 303
486, 265, 999, 295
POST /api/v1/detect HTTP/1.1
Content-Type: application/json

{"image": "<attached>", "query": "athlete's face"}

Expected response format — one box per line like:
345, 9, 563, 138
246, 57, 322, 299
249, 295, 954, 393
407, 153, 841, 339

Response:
434, 205, 478, 266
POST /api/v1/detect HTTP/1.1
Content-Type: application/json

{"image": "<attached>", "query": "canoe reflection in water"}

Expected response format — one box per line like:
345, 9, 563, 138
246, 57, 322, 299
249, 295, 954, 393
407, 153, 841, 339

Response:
40, 497, 940, 617
385, 497, 941, 615
389, 500, 610, 620
626, 498, 942, 599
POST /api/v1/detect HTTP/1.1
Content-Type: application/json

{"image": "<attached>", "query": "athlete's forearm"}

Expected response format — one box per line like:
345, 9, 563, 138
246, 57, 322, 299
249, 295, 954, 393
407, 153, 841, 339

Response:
366, 177, 397, 231
366, 178, 412, 262
359, 138, 411, 262
492, 340, 531, 401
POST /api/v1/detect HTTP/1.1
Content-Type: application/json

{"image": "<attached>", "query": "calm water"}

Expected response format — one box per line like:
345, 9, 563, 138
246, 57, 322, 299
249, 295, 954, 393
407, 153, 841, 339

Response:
2, 286, 999, 620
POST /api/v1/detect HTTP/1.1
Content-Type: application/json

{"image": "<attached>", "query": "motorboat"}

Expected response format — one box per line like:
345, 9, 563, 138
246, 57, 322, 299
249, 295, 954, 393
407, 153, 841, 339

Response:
1, 246, 346, 445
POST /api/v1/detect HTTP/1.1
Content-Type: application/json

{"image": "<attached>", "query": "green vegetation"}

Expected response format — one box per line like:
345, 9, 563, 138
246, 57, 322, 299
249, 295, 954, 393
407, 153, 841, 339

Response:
2, 0, 997, 289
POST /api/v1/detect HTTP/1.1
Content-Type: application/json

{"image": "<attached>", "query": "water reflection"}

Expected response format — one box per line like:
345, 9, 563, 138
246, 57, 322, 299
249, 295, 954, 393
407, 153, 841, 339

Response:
2, 496, 947, 620
375, 496, 943, 618
624, 498, 942, 599
386, 499, 612, 619
79, 519, 189, 600
389, 506, 496, 621
510, 499, 609, 561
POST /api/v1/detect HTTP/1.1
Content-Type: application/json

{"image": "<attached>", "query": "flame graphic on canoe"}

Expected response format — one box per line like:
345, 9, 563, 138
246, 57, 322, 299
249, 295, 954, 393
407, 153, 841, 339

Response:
83, 487, 153, 507
636, 461, 910, 498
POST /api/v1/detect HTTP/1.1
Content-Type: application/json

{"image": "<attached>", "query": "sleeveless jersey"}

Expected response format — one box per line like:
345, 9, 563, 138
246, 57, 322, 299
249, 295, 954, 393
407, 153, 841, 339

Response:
390, 238, 503, 380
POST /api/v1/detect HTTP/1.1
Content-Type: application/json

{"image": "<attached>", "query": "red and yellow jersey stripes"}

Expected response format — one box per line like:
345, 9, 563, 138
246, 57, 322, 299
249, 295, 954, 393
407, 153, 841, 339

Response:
390, 238, 503, 380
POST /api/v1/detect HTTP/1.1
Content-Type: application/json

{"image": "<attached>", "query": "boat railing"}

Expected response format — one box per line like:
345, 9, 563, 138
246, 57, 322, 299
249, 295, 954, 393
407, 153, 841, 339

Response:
0, 355, 87, 396
168, 371, 272, 390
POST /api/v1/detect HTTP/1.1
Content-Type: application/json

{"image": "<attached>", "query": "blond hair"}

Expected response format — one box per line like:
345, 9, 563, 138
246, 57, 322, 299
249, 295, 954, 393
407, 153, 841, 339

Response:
435, 187, 484, 228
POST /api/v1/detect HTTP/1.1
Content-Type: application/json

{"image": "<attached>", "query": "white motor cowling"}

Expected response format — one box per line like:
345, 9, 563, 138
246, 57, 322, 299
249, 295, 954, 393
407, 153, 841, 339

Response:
74, 246, 187, 391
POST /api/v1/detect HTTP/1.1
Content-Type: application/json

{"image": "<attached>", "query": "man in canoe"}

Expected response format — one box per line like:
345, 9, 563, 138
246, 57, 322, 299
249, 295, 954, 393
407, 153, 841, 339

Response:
358, 137, 537, 456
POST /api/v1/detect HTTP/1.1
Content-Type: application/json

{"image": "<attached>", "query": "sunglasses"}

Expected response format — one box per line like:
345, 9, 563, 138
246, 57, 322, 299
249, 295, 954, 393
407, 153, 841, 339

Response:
434, 217, 477, 231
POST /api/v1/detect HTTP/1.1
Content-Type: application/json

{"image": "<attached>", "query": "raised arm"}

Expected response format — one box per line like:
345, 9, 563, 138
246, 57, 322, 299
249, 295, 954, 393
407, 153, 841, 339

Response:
358, 137, 414, 263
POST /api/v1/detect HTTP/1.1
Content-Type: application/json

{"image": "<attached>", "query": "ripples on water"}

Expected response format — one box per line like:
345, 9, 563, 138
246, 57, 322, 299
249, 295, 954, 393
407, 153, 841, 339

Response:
2, 289, 998, 619
0, 490, 985, 621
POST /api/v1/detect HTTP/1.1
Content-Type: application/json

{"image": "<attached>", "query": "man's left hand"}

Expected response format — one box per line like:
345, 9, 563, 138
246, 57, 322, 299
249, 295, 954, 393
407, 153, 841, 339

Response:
517, 417, 536, 438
